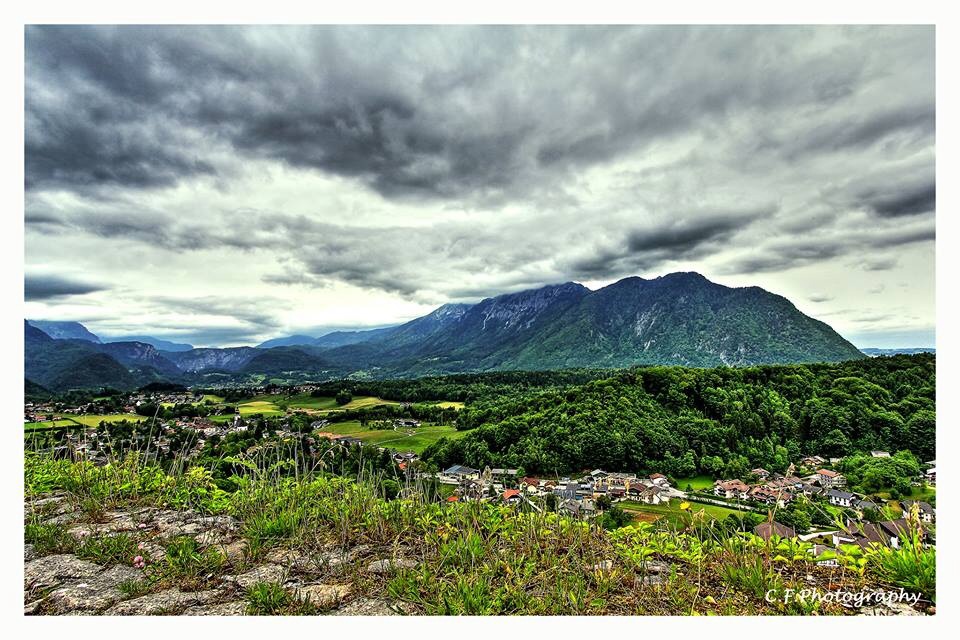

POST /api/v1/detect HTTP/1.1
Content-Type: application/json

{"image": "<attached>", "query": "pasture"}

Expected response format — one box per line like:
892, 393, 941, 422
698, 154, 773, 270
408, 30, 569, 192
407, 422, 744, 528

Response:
619, 499, 751, 528
24, 413, 146, 431
319, 420, 468, 454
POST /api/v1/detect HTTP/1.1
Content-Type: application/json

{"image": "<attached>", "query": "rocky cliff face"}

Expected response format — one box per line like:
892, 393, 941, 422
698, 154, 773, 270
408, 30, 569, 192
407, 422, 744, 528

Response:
162, 347, 260, 373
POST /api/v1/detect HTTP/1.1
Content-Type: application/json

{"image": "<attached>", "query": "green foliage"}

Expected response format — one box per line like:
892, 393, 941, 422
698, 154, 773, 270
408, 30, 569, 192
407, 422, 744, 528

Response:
163, 536, 225, 579
25, 451, 935, 616
245, 582, 291, 615
25, 521, 76, 555
76, 533, 138, 565
868, 510, 937, 602
838, 451, 922, 494
422, 355, 934, 475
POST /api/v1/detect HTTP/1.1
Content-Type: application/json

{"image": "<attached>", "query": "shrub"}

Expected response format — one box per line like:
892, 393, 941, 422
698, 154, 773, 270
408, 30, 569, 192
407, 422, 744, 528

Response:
76, 533, 138, 565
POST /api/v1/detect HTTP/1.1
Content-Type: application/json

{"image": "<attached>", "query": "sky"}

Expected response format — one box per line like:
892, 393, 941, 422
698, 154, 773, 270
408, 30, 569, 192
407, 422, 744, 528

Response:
24, 25, 935, 348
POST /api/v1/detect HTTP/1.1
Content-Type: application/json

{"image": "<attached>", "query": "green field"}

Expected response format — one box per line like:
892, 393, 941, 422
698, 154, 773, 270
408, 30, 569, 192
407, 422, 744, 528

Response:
425, 401, 466, 410
619, 499, 751, 528
674, 475, 716, 491
318, 420, 468, 453
213, 394, 402, 415
24, 419, 79, 431
24, 413, 146, 430
72, 413, 147, 427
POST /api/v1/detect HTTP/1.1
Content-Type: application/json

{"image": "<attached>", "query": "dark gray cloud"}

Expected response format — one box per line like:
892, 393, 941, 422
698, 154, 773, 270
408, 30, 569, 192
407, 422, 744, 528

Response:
26, 25, 935, 204
25, 274, 107, 300
24, 26, 936, 347
861, 182, 936, 217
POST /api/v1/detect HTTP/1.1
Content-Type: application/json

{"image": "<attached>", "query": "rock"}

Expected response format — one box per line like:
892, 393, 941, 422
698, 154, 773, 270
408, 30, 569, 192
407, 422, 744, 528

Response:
196, 530, 229, 546
333, 598, 416, 616
45, 565, 144, 613
859, 601, 923, 616
231, 564, 287, 589
295, 584, 352, 609
101, 512, 140, 532
24, 599, 44, 615
183, 601, 248, 616
643, 560, 672, 574
366, 558, 418, 574
42, 513, 80, 526
140, 541, 167, 563
25, 544, 37, 562
26, 495, 72, 518
105, 588, 223, 615
195, 515, 240, 531
24, 554, 102, 591
265, 548, 297, 564
220, 540, 249, 565
591, 560, 614, 573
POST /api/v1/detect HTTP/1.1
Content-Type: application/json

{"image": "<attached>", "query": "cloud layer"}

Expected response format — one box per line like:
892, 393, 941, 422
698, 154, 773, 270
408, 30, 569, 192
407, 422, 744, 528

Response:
24, 26, 935, 347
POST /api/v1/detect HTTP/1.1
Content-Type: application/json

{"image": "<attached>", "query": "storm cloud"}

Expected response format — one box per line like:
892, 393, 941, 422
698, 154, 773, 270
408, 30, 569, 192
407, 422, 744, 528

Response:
25, 274, 107, 301
24, 25, 935, 347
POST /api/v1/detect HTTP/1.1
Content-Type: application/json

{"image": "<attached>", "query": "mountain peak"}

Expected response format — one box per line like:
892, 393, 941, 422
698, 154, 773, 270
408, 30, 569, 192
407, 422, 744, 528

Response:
27, 320, 101, 343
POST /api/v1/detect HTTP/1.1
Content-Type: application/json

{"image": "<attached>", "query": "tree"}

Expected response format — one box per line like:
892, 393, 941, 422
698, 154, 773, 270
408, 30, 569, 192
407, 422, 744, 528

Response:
335, 390, 353, 406
544, 493, 558, 511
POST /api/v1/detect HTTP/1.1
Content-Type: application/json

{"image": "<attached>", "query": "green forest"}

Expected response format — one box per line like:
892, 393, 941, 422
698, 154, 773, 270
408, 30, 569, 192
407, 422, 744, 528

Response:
419, 354, 935, 476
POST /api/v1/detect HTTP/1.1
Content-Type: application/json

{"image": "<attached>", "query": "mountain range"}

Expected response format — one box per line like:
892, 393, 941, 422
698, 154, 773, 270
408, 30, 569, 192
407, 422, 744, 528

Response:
25, 272, 866, 392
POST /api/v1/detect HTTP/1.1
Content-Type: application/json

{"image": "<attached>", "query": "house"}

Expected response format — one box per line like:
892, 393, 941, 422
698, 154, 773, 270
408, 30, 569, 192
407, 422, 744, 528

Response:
502, 489, 522, 504
751, 468, 770, 480
714, 479, 750, 500
871, 451, 891, 458
754, 521, 796, 541
750, 485, 793, 506
637, 486, 669, 505
815, 469, 845, 487
809, 544, 841, 567
396, 418, 421, 428
491, 468, 519, 478
766, 475, 803, 490
834, 519, 914, 549
800, 483, 824, 498
555, 481, 580, 500
648, 473, 670, 487
925, 467, 936, 484
826, 489, 856, 508
801, 455, 825, 468
559, 498, 596, 519
443, 464, 480, 480
901, 500, 936, 523
856, 498, 880, 515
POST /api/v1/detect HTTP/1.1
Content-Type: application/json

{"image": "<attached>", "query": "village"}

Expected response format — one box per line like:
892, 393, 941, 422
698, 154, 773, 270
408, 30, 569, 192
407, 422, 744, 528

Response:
430, 451, 936, 565
25, 390, 936, 569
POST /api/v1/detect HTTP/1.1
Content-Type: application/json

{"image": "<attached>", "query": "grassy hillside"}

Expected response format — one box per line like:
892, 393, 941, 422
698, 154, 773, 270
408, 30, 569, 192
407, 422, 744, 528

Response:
23, 453, 935, 615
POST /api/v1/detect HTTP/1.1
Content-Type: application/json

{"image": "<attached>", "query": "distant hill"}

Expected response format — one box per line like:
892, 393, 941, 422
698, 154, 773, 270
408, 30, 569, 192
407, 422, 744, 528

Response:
318, 274, 864, 374
104, 335, 194, 352
860, 347, 936, 357
240, 347, 328, 374
257, 327, 396, 349
24, 272, 867, 390
27, 320, 101, 343
25, 322, 135, 391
